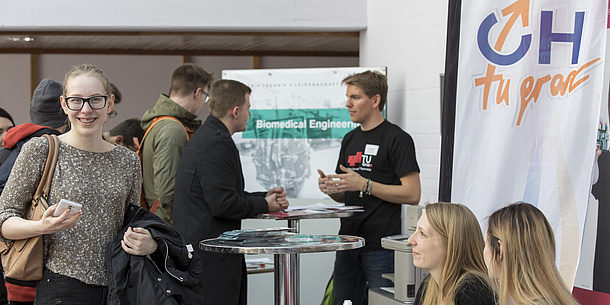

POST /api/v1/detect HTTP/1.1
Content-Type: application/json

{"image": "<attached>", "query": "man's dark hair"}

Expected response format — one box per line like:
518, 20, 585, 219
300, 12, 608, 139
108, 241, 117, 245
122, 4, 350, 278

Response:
0, 107, 15, 127
169, 63, 214, 97
209, 80, 252, 118
109, 118, 144, 148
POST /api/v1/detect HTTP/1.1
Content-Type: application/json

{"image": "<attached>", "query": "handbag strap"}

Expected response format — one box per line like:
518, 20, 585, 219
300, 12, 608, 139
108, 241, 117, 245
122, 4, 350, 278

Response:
33, 134, 59, 207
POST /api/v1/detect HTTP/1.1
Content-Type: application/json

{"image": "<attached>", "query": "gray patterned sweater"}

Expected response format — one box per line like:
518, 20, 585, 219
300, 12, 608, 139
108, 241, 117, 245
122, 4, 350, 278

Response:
0, 136, 141, 286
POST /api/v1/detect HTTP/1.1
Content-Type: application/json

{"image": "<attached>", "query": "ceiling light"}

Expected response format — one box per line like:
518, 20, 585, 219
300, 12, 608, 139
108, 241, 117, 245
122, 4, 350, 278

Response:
7, 36, 35, 42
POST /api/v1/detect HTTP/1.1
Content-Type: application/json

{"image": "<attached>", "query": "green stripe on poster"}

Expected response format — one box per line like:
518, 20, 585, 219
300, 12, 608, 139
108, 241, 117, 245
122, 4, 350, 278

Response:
243, 109, 359, 139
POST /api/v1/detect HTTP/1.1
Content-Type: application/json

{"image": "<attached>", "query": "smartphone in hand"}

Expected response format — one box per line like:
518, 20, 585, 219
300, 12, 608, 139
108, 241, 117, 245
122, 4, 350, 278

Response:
53, 199, 82, 217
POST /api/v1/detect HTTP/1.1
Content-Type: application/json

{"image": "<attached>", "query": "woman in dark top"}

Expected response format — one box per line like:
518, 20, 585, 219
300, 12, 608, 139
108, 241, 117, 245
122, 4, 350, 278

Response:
407, 202, 495, 305
485, 202, 580, 305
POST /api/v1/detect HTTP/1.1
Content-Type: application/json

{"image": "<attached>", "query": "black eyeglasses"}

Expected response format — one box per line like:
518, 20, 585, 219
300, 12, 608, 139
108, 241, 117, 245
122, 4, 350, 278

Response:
64, 95, 108, 110
195, 88, 210, 103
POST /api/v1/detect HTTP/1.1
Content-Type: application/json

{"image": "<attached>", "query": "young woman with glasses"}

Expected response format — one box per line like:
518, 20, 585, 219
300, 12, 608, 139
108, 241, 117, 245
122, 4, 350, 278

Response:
485, 202, 580, 305
0, 64, 157, 304
407, 202, 496, 305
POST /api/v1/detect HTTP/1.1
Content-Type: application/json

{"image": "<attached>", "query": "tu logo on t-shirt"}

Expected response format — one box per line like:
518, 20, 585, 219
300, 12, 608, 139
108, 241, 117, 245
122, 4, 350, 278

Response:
347, 144, 379, 168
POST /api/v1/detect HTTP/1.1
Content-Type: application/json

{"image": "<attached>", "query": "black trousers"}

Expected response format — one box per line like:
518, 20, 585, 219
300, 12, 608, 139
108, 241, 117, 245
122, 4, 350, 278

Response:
200, 252, 247, 305
34, 269, 107, 305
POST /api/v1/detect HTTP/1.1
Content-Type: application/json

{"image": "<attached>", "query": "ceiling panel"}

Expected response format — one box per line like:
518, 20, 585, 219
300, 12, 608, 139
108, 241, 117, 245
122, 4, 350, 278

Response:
0, 31, 359, 57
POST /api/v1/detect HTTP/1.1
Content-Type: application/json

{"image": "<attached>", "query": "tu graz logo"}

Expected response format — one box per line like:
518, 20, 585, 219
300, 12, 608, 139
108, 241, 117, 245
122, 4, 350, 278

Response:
473, 0, 601, 126
348, 152, 373, 168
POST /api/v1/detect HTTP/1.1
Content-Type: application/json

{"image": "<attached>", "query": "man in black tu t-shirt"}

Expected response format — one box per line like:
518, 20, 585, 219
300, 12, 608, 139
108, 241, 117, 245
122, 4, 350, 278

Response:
318, 70, 421, 305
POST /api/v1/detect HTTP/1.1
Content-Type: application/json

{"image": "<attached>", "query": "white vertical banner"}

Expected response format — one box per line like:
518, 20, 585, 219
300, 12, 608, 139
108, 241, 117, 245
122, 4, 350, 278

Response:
452, 0, 606, 287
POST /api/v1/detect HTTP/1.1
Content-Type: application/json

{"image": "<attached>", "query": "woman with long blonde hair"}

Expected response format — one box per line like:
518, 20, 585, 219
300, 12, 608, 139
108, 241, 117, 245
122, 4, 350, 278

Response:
407, 202, 495, 305
484, 202, 580, 305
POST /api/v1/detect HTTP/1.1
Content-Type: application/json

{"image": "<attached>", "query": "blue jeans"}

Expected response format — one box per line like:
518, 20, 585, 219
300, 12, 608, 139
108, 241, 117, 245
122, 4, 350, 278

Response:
333, 248, 394, 305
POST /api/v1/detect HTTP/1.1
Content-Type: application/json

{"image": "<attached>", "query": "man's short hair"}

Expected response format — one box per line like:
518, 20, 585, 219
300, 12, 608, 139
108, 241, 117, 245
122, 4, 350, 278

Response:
342, 70, 388, 111
109, 118, 144, 148
209, 80, 252, 118
169, 63, 214, 97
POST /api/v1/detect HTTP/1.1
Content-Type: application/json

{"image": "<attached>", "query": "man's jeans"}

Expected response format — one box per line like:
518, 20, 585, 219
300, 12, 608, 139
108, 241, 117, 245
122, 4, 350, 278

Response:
333, 248, 394, 305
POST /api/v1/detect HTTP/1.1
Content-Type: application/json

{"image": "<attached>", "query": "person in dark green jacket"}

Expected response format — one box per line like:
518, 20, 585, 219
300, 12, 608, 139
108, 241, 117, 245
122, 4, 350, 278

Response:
140, 63, 214, 225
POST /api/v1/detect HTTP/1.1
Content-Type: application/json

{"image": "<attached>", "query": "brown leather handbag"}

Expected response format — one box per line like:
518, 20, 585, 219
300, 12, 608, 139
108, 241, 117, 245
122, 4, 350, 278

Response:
0, 134, 59, 281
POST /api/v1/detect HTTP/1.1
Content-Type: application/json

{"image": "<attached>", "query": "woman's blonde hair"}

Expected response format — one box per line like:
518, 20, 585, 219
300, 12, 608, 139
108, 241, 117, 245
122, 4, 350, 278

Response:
63, 63, 111, 96
419, 202, 493, 305
486, 202, 580, 305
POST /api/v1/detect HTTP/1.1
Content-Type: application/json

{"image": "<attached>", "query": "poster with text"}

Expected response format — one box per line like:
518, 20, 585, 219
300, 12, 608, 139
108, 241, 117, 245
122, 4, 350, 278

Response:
452, 0, 606, 291
223, 67, 386, 199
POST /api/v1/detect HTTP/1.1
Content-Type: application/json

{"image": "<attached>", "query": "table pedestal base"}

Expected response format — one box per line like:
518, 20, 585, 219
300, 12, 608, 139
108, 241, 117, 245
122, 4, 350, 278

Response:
274, 253, 299, 305
200, 232, 363, 305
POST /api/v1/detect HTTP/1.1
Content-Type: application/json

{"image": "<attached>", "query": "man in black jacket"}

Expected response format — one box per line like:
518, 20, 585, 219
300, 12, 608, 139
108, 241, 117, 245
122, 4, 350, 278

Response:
173, 79, 289, 305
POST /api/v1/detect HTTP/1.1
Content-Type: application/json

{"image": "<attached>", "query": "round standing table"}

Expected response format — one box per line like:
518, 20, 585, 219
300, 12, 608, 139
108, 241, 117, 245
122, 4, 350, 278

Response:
256, 209, 359, 304
200, 233, 364, 305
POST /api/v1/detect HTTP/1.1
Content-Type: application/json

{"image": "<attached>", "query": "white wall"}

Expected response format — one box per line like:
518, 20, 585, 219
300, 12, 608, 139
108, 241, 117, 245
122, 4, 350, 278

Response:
361, 0, 449, 204
0, 0, 366, 31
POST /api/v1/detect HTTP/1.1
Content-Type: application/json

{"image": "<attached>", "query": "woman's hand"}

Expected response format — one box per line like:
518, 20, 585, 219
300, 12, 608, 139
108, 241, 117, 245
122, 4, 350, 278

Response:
0, 205, 81, 240
121, 227, 158, 256
40, 204, 81, 234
